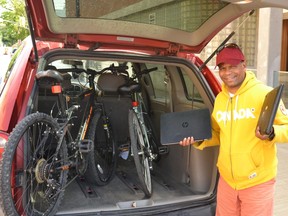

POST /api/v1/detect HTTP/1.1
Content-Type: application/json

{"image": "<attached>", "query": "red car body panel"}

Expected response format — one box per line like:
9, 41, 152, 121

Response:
0, 39, 33, 132
0, 39, 64, 158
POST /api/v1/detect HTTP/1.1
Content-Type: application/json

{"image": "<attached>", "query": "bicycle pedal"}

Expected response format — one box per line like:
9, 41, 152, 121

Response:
79, 139, 93, 153
158, 146, 169, 155
118, 143, 130, 152
118, 143, 130, 160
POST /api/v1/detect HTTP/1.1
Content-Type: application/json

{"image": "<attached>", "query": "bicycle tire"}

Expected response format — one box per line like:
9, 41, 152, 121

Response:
128, 109, 152, 197
84, 110, 117, 185
0, 113, 68, 216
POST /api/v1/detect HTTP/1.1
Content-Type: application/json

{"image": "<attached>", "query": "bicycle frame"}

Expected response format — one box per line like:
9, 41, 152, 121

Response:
47, 71, 98, 172
0, 66, 120, 215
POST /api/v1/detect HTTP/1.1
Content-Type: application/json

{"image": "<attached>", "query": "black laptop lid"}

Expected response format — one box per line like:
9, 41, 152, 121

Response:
160, 108, 212, 145
257, 84, 284, 135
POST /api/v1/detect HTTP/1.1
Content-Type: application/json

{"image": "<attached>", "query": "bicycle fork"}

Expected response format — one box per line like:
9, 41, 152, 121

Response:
77, 106, 94, 154
132, 104, 154, 169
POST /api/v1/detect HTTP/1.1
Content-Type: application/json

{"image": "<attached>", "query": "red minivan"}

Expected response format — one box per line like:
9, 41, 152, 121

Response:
0, 1, 287, 215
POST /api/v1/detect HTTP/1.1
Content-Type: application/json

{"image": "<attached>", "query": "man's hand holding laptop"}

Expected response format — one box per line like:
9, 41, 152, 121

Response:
179, 137, 204, 146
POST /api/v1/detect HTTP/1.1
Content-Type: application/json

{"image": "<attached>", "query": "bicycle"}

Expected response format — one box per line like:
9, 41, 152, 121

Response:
0, 64, 123, 215
119, 66, 160, 197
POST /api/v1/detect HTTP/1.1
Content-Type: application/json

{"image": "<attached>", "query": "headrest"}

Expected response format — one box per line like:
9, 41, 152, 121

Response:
97, 73, 127, 93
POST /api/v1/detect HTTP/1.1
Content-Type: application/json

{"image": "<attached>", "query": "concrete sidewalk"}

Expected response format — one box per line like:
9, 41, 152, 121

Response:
274, 143, 288, 215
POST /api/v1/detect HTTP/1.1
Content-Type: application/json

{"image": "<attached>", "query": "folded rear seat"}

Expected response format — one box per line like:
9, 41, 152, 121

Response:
96, 73, 132, 146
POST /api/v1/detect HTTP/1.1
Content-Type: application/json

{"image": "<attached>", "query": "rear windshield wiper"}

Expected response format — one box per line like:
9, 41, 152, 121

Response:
199, 10, 255, 71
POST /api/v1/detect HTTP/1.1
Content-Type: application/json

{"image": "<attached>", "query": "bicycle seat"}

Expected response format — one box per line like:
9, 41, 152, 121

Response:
36, 69, 73, 91
36, 69, 64, 83
118, 82, 141, 94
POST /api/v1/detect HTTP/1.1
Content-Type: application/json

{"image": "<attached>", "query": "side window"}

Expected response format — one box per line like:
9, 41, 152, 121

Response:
147, 64, 204, 104
180, 71, 204, 103
146, 64, 167, 101
0, 44, 24, 96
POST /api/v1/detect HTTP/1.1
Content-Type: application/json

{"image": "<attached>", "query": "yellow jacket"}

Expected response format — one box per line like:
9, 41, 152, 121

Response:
195, 71, 288, 190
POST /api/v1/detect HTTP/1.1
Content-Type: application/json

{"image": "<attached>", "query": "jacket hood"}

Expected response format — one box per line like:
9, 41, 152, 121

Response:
221, 70, 262, 96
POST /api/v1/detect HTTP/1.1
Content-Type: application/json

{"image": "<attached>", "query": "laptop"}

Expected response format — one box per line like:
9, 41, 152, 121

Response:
160, 108, 212, 145
257, 84, 284, 135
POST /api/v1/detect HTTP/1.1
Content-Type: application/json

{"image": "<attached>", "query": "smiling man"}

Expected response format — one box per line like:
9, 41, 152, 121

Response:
180, 43, 288, 216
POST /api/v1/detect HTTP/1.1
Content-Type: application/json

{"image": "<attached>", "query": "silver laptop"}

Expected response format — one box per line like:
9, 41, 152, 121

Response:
160, 108, 212, 145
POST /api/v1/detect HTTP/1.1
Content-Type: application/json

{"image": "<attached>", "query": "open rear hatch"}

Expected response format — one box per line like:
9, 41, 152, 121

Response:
26, 0, 288, 56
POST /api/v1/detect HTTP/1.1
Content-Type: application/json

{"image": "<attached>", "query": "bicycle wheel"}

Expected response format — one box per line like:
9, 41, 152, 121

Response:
128, 109, 152, 197
0, 113, 68, 216
84, 110, 117, 185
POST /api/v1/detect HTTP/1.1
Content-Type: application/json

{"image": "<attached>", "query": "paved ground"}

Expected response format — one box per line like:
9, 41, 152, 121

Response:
274, 144, 288, 215
0, 143, 287, 216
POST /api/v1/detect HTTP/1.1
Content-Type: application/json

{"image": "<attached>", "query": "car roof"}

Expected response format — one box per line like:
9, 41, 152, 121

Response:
26, 0, 288, 54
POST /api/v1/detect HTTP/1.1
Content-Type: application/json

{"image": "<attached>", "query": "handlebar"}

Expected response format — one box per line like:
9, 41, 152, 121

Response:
68, 63, 158, 89
85, 64, 157, 78
137, 67, 158, 77
68, 63, 128, 77
130, 67, 158, 82
86, 64, 128, 76
69, 63, 156, 79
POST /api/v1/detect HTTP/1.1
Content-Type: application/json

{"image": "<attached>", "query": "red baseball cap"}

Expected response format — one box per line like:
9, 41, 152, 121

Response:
216, 45, 245, 67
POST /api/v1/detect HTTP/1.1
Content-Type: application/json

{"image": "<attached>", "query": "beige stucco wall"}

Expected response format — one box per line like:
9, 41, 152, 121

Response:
256, 8, 283, 86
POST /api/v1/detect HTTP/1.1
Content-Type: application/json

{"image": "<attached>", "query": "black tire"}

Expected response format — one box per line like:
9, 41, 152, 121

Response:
84, 110, 117, 185
128, 109, 152, 197
0, 113, 68, 216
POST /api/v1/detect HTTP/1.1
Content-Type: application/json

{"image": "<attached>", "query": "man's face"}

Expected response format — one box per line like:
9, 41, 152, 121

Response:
218, 61, 246, 94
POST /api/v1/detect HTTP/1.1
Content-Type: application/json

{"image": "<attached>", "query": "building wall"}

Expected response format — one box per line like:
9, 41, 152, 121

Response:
202, 8, 285, 89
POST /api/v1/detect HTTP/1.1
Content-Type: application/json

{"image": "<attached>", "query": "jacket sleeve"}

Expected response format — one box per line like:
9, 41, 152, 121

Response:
193, 115, 220, 150
272, 100, 288, 143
